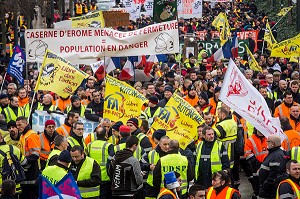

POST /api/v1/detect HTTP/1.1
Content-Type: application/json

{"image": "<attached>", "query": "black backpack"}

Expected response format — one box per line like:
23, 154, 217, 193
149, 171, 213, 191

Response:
0, 145, 26, 183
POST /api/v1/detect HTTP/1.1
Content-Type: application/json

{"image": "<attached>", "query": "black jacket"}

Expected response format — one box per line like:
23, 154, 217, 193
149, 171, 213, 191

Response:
67, 131, 85, 151
157, 98, 169, 108
132, 129, 152, 153
259, 146, 287, 198
84, 99, 104, 122
109, 148, 143, 196
277, 175, 300, 199
264, 97, 275, 115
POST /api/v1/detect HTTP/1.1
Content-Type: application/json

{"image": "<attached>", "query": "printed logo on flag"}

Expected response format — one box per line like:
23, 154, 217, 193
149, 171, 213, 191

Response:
227, 67, 248, 97
7, 45, 26, 85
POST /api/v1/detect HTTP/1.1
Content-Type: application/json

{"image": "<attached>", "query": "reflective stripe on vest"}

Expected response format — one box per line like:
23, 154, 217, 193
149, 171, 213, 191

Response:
283, 133, 291, 150
195, 141, 223, 180
276, 179, 300, 199
39, 134, 51, 158
61, 125, 69, 137
88, 140, 111, 181
76, 4, 83, 14
78, 157, 100, 198
114, 143, 142, 160
46, 149, 61, 167
160, 154, 188, 195
146, 150, 160, 186
157, 188, 176, 199
207, 186, 236, 199
4, 106, 24, 122
18, 130, 35, 155
68, 136, 86, 151
247, 137, 268, 159
278, 105, 283, 118
42, 165, 67, 184
291, 147, 300, 162
137, 133, 152, 152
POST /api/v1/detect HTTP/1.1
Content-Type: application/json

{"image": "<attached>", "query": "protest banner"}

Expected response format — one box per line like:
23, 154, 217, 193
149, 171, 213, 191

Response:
151, 93, 204, 149
177, 0, 202, 19
153, 0, 177, 22
219, 59, 285, 140
143, 0, 154, 16
196, 30, 258, 41
271, 33, 300, 58
123, 0, 141, 20
25, 20, 179, 63
32, 110, 98, 137
71, 11, 105, 28
104, 75, 148, 123
34, 49, 89, 98
102, 11, 130, 27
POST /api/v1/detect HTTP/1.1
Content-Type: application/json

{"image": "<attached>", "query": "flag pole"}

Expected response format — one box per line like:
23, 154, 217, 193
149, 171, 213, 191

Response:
271, 15, 286, 30
0, 72, 7, 93
261, 37, 265, 55
27, 91, 37, 123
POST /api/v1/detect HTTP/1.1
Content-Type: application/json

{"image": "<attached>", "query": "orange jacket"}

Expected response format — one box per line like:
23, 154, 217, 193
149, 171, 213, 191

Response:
206, 186, 239, 199
244, 134, 268, 163
209, 97, 218, 115
53, 98, 71, 112
84, 132, 96, 145
39, 133, 55, 160
18, 129, 40, 157
56, 124, 71, 137
18, 96, 28, 107
289, 117, 300, 132
282, 129, 300, 151
146, 129, 156, 149
157, 188, 176, 199
184, 95, 199, 107
274, 102, 298, 118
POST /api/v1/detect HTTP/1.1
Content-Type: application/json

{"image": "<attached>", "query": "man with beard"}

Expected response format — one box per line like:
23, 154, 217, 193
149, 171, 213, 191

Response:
289, 81, 300, 104
274, 91, 298, 118
85, 91, 104, 122
273, 80, 287, 102
288, 105, 300, 132
157, 86, 173, 108
56, 112, 79, 137
65, 95, 86, 117
4, 120, 20, 146
184, 85, 199, 107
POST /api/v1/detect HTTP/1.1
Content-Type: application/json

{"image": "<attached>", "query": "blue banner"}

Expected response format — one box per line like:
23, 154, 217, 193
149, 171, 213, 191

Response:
7, 45, 25, 85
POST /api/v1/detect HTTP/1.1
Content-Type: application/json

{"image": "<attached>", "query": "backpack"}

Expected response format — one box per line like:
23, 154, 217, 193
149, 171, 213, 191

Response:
0, 145, 26, 183
234, 118, 245, 155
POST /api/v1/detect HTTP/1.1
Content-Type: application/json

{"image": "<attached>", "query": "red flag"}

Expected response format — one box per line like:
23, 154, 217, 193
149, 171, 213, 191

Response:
119, 60, 134, 80
136, 55, 147, 68
145, 55, 158, 76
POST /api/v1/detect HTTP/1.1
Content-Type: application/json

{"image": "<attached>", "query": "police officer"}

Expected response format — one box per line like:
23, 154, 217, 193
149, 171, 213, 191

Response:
42, 150, 72, 184
87, 127, 114, 199
68, 122, 87, 152
2, 96, 24, 122
127, 118, 152, 154
70, 146, 101, 199
195, 126, 230, 189
65, 95, 86, 117
46, 135, 69, 167
142, 131, 169, 199
153, 140, 194, 198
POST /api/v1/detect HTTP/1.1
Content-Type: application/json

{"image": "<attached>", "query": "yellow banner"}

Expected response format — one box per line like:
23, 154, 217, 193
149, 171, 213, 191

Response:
271, 33, 300, 58
277, 6, 293, 16
104, 75, 148, 123
246, 45, 262, 72
151, 93, 204, 149
35, 49, 89, 98
71, 11, 105, 28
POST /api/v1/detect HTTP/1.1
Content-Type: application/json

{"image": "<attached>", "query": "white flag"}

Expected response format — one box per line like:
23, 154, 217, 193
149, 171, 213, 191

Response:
219, 59, 285, 140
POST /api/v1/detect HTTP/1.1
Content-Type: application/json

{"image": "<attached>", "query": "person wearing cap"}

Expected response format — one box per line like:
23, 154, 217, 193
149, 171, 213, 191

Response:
108, 121, 123, 145
142, 133, 170, 198
114, 125, 144, 160
158, 86, 174, 108
184, 84, 199, 107
42, 150, 72, 184
17, 87, 28, 108
84, 90, 104, 123
206, 171, 240, 199
67, 121, 87, 152
144, 95, 162, 125
87, 126, 114, 199
109, 136, 143, 199
209, 86, 222, 115
2, 96, 24, 123
4, 120, 20, 146
127, 118, 152, 154
258, 134, 287, 199
153, 140, 194, 198
166, 71, 175, 83
274, 91, 299, 118
65, 95, 86, 117
70, 145, 101, 199
46, 135, 69, 167
56, 111, 79, 137
37, 94, 61, 112
39, 119, 59, 170
198, 91, 213, 114
276, 160, 300, 199
157, 171, 182, 199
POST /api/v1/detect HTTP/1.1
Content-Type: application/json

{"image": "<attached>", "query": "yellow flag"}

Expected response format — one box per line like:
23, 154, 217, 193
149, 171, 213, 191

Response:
151, 93, 204, 149
277, 6, 293, 17
264, 21, 277, 50
212, 12, 226, 32
71, 11, 105, 28
271, 33, 300, 58
290, 56, 299, 63
35, 49, 89, 98
220, 15, 230, 46
103, 75, 148, 123
246, 45, 262, 72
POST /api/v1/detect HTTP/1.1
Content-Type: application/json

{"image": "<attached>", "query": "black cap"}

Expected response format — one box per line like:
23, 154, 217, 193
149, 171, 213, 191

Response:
148, 96, 159, 104
187, 85, 196, 92
111, 121, 123, 131
164, 86, 173, 93
199, 91, 209, 102
7, 121, 16, 129
214, 86, 221, 93
153, 129, 166, 140
28, 91, 35, 98
71, 95, 80, 103
58, 150, 72, 163
0, 94, 8, 99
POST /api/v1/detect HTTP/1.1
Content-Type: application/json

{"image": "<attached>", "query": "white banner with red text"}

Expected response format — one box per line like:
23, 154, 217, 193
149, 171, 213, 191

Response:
219, 59, 285, 140
25, 20, 179, 63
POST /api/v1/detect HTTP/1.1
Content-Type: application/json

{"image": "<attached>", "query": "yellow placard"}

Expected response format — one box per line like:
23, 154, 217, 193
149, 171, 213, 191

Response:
271, 33, 300, 58
71, 11, 105, 28
103, 75, 148, 123
35, 49, 89, 98
151, 93, 204, 149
